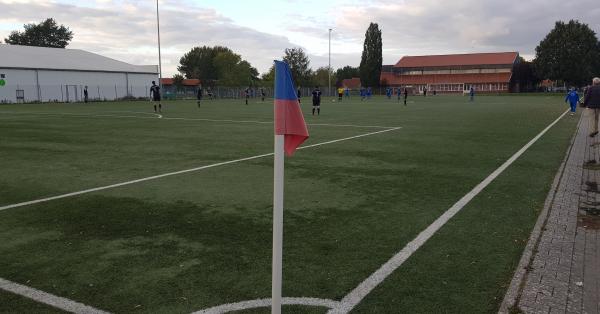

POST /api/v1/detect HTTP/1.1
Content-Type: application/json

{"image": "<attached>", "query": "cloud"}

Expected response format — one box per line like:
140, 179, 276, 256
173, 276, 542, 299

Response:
1, 0, 599, 77
0, 0, 307, 75
333, 0, 600, 63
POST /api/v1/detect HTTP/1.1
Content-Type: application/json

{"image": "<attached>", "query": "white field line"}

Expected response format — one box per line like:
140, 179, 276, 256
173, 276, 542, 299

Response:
0, 278, 110, 314
163, 117, 396, 129
193, 297, 340, 314
326, 109, 569, 314
0, 128, 400, 212
0, 111, 396, 129
0, 111, 161, 120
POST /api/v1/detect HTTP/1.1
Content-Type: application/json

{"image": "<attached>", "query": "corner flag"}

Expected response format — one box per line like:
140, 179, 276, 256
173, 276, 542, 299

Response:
271, 60, 309, 314
274, 60, 309, 155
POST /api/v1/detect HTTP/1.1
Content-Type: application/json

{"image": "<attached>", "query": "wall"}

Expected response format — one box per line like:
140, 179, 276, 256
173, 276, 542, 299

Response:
0, 68, 157, 103
0, 68, 37, 103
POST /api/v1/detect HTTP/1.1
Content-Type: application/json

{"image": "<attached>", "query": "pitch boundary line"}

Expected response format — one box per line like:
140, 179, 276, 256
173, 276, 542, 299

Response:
0, 111, 397, 129
0, 278, 110, 314
1, 108, 568, 313
325, 109, 569, 313
190, 109, 568, 314
0, 127, 401, 212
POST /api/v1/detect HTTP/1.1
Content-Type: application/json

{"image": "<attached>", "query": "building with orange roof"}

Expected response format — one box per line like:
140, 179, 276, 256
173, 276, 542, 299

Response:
380, 52, 519, 94
341, 77, 361, 89
160, 77, 201, 98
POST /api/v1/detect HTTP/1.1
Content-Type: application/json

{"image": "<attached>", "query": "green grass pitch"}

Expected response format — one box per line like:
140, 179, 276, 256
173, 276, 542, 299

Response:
0, 94, 578, 313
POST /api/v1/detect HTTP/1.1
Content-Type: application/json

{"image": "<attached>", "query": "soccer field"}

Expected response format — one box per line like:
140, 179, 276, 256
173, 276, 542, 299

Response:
0, 95, 578, 313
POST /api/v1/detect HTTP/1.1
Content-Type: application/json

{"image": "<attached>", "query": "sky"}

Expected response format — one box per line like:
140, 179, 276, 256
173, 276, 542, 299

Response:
1, 0, 599, 77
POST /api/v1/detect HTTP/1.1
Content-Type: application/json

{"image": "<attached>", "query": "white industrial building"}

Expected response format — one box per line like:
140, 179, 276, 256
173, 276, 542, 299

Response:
0, 44, 158, 103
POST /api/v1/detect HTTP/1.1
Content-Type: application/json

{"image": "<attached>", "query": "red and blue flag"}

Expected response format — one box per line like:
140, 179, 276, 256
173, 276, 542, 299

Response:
274, 61, 309, 156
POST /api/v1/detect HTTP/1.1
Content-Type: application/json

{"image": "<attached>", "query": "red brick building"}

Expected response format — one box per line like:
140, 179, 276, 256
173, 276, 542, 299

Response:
380, 52, 519, 94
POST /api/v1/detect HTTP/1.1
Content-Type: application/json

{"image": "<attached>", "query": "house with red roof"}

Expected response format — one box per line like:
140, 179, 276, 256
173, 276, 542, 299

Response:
160, 77, 201, 98
380, 52, 519, 94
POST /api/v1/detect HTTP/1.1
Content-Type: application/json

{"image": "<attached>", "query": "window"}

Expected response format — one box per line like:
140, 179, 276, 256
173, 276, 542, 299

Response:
423, 70, 451, 75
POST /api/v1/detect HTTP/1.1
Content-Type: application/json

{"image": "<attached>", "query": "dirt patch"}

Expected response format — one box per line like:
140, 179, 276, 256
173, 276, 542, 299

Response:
578, 213, 600, 230
583, 163, 600, 170
584, 181, 598, 191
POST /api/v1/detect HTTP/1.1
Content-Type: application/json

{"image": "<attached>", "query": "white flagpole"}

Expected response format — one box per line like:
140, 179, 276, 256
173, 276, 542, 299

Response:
272, 134, 285, 314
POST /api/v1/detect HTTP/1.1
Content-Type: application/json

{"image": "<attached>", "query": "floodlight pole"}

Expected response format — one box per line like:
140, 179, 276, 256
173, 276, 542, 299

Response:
156, 0, 163, 90
328, 28, 332, 97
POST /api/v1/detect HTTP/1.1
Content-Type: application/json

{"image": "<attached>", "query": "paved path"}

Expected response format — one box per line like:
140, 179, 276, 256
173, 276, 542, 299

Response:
501, 111, 599, 314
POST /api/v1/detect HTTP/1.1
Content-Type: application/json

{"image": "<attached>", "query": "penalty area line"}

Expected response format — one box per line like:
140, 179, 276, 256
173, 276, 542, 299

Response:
326, 109, 569, 314
0, 127, 400, 212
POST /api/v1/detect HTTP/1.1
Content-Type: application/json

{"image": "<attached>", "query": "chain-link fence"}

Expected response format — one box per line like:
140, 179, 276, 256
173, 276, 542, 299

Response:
0, 84, 154, 104
0, 84, 374, 104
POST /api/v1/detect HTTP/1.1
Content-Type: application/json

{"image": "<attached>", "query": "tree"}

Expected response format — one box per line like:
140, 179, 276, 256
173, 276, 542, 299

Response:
359, 23, 383, 88
510, 57, 540, 92
283, 48, 312, 86
178, 46, 258, 86
312, 67, 333, 87
178, 46, 231, 80
4, 18, 73, 48
335, 66, 360, 85
534, 20, 600, 86
260, 65, 275, 85
172, 74, 185, 92
213, 52, 258, 86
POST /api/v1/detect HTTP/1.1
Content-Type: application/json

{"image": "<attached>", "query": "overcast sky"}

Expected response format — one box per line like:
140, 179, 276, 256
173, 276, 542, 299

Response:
1, 0, 599, 77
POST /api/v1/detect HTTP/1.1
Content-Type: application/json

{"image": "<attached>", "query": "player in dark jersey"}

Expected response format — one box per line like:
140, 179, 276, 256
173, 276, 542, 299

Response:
260, 88, 266, 102
150, 81, 162, 113
197, 86, 203, 108
244, 87, 250, 105
403, 88, 408, 106
297, 87, 301, 104
312, 86, 321, 115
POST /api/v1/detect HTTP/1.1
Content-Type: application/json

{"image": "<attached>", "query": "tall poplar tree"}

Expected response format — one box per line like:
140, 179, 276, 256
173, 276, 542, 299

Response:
359, 23, 383, 88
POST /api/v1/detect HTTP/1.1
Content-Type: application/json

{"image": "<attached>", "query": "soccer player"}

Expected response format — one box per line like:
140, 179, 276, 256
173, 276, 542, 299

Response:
397, 87, 402, 103
84, 86, 89, 103
469, 86, 475, 102
345, 87, 350, 99
338, 87, 344, 101
245, 87, 250, 105
312, 86, 322, 115
423, 87, 427, 97
297, 87, 302, 104
386, 87, 392, 99
260, 88, 266, 102
197, 85, 203, 108
565, 87, 580, 116
367, 87, 372, 100
150, 81, 162, 113
360, 87, 366, 101
403, 88, 408, 106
